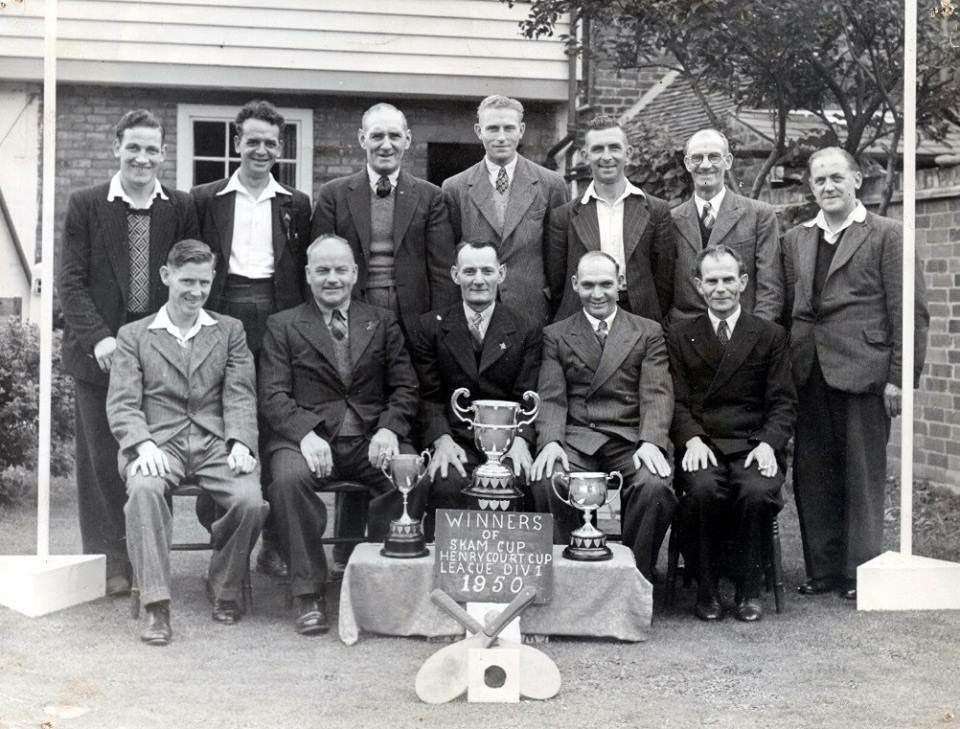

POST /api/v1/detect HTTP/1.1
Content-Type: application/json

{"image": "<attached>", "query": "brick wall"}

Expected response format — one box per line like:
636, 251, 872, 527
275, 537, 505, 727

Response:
588, 64, 662, 118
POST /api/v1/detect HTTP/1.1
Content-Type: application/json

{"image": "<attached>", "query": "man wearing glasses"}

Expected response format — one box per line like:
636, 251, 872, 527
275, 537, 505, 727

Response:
668, 129, 784, 326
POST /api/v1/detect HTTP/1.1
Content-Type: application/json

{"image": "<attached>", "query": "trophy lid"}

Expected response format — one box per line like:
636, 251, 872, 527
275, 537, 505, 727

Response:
471, 399, 520, 409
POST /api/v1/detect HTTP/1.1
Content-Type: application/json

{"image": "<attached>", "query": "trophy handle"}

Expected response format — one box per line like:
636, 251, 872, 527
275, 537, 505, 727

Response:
417, 449, 432, 481
450, 387, 475, 428
550, 470, 572, 507
380, 459, 393, 486
605, 471, 623, 506
516, 390, 541, 427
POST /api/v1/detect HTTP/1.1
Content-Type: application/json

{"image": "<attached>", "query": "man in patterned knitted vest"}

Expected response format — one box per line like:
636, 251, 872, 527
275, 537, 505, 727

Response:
58, 109, 198, 598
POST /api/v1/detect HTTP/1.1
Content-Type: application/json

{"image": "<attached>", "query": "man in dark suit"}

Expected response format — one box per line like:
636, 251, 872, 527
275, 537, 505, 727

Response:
442, 95, 569, 328
410, 240, 543, 535
107, 240, 267, 645
191, 100, 312, 578
530, 251, 676, 581
667, 245, 797, 622
669, 129, 783, 326
548, 115, 675, 324
259, 234, 419, 635
57, 109, 198, 597
783, 147, 929, 600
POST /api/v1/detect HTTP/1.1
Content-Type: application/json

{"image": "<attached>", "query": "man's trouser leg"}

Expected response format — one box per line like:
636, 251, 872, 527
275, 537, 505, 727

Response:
74, 378, 130, 580
676, 464, 724, 594
726, 459, 784, 597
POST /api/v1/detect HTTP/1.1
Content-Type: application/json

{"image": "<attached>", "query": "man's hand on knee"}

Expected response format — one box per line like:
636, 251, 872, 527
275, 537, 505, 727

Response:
681, 436, 716, 473
131, 440, 170, 478
634, 442, 672, 478
300, 431, 333, 478
368, 428, 399, 468
430, 434, 467, 479
531, 441, 569, 482
227, 442, 257, 475
744, 442, 778, 478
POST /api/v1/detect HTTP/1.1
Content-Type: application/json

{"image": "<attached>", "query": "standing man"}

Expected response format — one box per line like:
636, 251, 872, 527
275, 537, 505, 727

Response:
311, 102, 457, 339
667, 245, 796, 622
783, 147, 928, 601
259, 234, 419, 634
58, 109, 198, 596
548, 115, 675, 324
191, 100, 312, 578
443, 95, 569, 329
410, 240, 543, 536
530, 252, 676, 581
107, 240, 267, 645
669, 129, 783, 326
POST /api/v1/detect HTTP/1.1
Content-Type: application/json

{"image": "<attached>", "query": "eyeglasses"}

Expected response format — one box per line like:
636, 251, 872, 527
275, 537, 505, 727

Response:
684, 153, 726, 166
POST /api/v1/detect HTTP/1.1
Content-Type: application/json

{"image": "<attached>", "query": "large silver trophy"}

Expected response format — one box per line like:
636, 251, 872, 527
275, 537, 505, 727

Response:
450, 387, 540, 511
551, 470, 623, 561
380, 451, 431, 558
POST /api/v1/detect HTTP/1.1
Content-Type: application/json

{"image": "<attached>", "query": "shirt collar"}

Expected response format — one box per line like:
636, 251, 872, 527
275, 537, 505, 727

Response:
107, 171, 168, 209
484, 155, 518, 182
580, 178, 645, 206
801, 201, 867, 244
463, 301, 495, 326
694, 187, 726, 217
314, 297, 351, 325
583, 306, 617, 332
147, 304, 217, 344
367, 165, 401, 192
708, 305, 741, 336
216, 169, 290, 201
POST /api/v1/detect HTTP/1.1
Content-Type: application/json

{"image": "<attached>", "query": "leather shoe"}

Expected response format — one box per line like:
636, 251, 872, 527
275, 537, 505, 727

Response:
140, 601, 172, 646
839, 580, 857, 600
212, 599, 242, 624
294, 595, 330, 636
797, 576, 837, 595
735, 598, 763, 622
106, 575, 131, 597
256, 543, 289, 579
694, 594, 723, 621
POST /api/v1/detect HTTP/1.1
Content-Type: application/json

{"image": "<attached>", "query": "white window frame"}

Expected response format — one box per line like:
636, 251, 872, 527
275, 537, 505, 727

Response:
175, 103, 313, 195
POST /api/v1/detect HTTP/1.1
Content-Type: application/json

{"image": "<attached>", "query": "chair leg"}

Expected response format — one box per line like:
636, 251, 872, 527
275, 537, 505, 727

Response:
770, 516, 785, 614
130, 586, 140, 619
665, 525, 680, 607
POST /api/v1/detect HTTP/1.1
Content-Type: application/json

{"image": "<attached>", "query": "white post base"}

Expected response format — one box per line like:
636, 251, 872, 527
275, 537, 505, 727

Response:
857, 551, 960, 611
0, 554, 105, 617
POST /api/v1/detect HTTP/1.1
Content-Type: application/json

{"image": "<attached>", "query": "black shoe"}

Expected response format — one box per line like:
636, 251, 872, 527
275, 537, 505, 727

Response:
839, 579, 857, 600
256, 543, 289, 579
294, 595, 330, 636
735, 598, 763, 622
694, 594, 723, 621
212, 599, 242, 624
797, 576, 837, 595
141, 601, 172, 646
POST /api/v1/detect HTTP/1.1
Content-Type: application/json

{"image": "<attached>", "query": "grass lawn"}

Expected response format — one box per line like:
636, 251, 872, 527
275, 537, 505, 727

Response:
1, 478, 958, 729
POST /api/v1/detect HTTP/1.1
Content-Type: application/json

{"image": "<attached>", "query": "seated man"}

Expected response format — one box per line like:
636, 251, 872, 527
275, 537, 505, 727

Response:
409, 240, 543, 534
107, 239, 267, 646
530, 251, 676, 582
666, 245, 796, 622
259, 234, 418, 636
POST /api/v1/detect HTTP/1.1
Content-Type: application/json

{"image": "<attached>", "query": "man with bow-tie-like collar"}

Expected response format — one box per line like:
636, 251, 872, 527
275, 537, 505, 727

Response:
409, 240, 543, 536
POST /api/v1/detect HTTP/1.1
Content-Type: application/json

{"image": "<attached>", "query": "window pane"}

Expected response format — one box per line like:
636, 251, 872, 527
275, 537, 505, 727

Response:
228, 160, 241, 177
228, 122, 241, 159
274, 161, 296, 187
194, 159, 226, 185
194, 121, 226, 157
281, 125, 297, 152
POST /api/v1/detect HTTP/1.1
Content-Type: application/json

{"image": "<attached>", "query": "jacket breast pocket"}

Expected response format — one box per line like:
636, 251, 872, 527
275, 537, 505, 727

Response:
863, 329, 891, 347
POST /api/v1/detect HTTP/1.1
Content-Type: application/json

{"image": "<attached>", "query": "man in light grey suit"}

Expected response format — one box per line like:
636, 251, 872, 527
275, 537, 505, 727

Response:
782, 147, 928, 601
530, 251, 676, 581
669, 129, 783, 325
442, 95, 569, 328
107, 239, 268, 646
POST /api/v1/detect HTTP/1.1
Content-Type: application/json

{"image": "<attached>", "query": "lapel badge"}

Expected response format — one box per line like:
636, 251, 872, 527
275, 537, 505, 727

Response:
499, 342, 507, 350
436, 314, 442, 321
366, 321, 375, 331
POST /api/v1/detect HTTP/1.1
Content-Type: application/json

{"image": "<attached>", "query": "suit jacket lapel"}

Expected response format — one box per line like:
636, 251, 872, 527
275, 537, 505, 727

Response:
187, 323, 221, 380
562, 312, 602, 381
100, 197, 130, 306
588, 312, 640, 398
570, 199, 601, 252
686, 314, 724, 370
441, 307, 480, 381
826, 219, 868, 281
392, 172, 420, 250
622, 195, 650, 265
500, 158, 538, 244
478, 305, 518, 374
348, 304, 379, 367
346, 174, 372, 261
148, 328, 189, 379
796, 226, 819, 310
148, 195, 175, 308
271, 194, 292, 266
707, 189, 740, 246
211, 189, 236, 270
467, 162, 505, 239
293, 302, 342, 381
708, 314, 759, 396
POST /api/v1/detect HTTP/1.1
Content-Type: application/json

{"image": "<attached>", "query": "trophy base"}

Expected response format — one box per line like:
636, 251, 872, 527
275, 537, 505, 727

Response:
562, 529, 613, 561
462, 464, 524, 511
380, 520, 429, 559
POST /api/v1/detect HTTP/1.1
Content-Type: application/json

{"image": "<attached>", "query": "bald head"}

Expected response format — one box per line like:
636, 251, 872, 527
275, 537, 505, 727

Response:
685, 128, 730, 156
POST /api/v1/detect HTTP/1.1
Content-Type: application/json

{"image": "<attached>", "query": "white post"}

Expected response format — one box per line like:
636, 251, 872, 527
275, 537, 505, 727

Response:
36, 0, 58, 560
899, 0, 916, 557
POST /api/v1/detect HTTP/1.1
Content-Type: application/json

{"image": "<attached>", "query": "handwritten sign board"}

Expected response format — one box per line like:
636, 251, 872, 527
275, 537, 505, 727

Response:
434, 509, 554, 603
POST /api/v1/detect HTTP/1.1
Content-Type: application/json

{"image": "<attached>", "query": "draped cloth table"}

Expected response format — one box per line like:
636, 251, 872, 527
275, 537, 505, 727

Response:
338, 543, 652, 644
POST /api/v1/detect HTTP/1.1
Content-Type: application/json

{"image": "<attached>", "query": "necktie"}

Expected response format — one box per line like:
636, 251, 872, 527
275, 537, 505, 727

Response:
376, 175, 392, 198
596, 319, 608, 347
717, 319, 730, 347
495, 166, 510, 195
329, 309, 347, 341
468, 311, 484, 346
701, 201, 715, 231
127, 212, 151, 313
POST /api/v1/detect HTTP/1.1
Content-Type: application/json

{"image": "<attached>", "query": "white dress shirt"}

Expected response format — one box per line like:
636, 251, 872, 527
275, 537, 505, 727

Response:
707, 305, 741, 337
107, 172, 167, 210
694, 187, 726, 220
484, 155, 518, 188
583, 307, 618, 335
148, 305, 217, 348
217, 170, 290, 279
463, 301, 496, 340
580, 179, 646, 278
801, 201, 867, 245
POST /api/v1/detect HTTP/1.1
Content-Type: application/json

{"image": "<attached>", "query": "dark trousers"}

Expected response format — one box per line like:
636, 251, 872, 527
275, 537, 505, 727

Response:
676, 455, 783, 598
267, 437, 403, 596
74, 378, 129, 579
794, 358, 890, 581
530, 437, 677, 581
